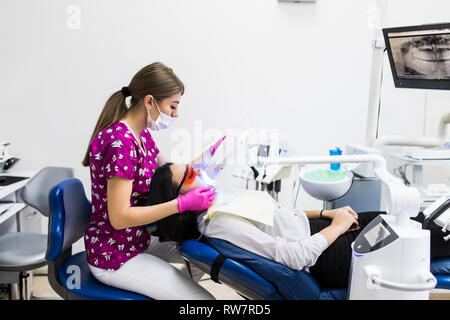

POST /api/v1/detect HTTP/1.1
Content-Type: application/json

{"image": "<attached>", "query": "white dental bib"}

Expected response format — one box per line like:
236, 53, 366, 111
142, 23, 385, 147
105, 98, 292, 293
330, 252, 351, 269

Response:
203, 188, 276, 227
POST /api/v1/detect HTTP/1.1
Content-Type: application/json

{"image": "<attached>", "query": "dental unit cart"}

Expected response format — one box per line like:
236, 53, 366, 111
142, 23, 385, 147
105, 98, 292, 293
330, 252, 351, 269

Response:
348, 214, 435, 299
252, 152, 437, 299
349, 193, 450, 299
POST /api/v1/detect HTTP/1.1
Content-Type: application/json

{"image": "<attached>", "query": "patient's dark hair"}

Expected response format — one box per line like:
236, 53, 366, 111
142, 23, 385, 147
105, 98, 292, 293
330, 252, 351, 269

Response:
146, 162, 200, 243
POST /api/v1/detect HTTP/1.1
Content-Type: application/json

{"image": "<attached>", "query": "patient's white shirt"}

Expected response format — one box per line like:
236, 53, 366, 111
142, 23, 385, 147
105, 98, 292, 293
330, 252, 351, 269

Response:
197, 205, 328, 271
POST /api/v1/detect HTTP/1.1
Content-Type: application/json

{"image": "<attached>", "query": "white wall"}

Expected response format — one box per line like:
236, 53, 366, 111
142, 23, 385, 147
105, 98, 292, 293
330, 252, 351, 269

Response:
379, 0, 450, 189
1, 0, 449, 222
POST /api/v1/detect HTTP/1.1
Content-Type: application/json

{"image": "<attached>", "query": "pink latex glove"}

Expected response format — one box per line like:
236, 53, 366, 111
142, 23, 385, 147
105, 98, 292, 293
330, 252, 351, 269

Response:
177, 187, 216, 213
210, 135, 227, 156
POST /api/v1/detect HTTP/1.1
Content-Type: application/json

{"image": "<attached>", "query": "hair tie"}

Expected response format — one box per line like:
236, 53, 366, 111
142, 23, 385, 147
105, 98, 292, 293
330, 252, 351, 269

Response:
121, 86, 131, 97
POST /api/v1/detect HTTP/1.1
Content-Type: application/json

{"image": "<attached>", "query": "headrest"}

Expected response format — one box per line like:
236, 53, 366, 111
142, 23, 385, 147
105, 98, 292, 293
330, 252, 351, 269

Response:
21, 166, 74, 217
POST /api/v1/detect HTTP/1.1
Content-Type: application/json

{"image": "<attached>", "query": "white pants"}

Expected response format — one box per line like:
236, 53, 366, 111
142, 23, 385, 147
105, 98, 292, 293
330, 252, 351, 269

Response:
145, 236, 205, 282
89, 237, 213, 300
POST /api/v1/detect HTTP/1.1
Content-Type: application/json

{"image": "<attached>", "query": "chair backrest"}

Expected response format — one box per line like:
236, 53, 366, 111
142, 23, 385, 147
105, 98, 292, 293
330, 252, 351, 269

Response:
21, 167, 74, 217
46, 178, 91, 261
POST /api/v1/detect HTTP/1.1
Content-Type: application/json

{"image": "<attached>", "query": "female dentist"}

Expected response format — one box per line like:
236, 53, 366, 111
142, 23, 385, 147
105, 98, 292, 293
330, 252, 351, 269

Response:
81, 62, 221, 299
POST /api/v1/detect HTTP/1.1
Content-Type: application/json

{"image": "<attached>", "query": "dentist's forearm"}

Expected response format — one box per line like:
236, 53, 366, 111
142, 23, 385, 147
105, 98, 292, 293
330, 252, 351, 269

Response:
109, 199, 179, 230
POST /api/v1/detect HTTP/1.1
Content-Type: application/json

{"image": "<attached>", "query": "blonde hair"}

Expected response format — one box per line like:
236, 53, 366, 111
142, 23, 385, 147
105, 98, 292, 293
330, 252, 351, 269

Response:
82, 62, 184, 167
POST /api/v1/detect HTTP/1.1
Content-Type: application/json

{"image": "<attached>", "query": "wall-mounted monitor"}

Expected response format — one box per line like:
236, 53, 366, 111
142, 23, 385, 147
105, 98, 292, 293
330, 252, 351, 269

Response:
383, 23, 450, 90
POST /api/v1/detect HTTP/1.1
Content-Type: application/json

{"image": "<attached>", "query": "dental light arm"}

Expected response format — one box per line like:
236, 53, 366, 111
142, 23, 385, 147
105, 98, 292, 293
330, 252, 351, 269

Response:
252, 154, 420, 226
371, 112, 450, 149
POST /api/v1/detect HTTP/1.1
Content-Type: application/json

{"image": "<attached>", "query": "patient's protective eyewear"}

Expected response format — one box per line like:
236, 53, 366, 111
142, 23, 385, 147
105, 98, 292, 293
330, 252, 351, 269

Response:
176, 165, 198, 195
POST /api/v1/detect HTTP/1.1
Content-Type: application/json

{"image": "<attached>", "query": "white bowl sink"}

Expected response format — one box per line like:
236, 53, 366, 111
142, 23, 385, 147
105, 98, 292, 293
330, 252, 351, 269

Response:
299, 167, 353, 201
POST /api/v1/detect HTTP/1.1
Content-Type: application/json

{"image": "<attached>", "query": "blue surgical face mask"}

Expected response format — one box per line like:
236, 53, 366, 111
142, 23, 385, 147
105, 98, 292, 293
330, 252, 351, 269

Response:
146, 99, 175, 131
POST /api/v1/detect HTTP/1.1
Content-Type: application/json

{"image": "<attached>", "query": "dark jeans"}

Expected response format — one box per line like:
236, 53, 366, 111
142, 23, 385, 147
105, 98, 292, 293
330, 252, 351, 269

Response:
308, 211, 450, 288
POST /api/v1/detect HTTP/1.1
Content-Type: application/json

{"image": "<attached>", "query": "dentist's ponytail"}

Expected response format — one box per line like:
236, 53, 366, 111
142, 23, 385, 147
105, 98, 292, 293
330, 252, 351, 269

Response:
81, 91, 127, 166
82, 62, 184, 167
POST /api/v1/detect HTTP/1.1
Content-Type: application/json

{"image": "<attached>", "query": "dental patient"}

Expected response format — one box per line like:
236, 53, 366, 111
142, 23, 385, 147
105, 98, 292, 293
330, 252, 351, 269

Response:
146, 163, 450, 288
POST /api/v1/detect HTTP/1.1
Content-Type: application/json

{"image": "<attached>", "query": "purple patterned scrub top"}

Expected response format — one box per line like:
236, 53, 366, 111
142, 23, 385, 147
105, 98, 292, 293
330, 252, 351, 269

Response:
84, 120, 159, 270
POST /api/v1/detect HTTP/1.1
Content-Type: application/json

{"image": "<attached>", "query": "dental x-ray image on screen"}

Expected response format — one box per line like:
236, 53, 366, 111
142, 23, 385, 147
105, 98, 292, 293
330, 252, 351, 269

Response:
389, 30, 450, 80
384, 24, 450, 89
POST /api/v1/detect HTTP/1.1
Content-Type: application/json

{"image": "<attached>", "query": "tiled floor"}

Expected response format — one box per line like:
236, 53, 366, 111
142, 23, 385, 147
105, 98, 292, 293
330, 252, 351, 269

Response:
30, 266, 244, 300
2, 266, 449, 300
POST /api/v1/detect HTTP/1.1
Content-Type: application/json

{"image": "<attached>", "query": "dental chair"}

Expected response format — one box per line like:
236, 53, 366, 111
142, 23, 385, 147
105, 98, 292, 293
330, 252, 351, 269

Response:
46, 178, 150, 300
180, 239, 347, 300
180, 238, 450, 300
46, 178, 215, 300
46, 178, 450, 300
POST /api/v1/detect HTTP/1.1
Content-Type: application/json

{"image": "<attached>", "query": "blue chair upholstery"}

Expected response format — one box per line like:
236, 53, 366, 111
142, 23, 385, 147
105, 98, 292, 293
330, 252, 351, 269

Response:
46, 178, 150, 300
58, 252, 148, 300
208, 238, 347, 300
180, 239, 347, 300
430, 258, 450, 290
180, 239, 284, 300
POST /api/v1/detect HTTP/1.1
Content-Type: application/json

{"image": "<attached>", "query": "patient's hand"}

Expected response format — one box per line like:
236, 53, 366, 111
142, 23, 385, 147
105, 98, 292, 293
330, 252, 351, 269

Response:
320, 210, 359, 247
325, 206, 359, 231
324, 206, 358, 219
330, 210, 359, 234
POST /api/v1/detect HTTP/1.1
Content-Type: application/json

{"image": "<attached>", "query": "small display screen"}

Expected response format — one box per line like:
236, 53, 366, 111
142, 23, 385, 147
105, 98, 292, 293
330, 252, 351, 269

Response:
387, 28, 450, 80
364, 222, 391, 247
